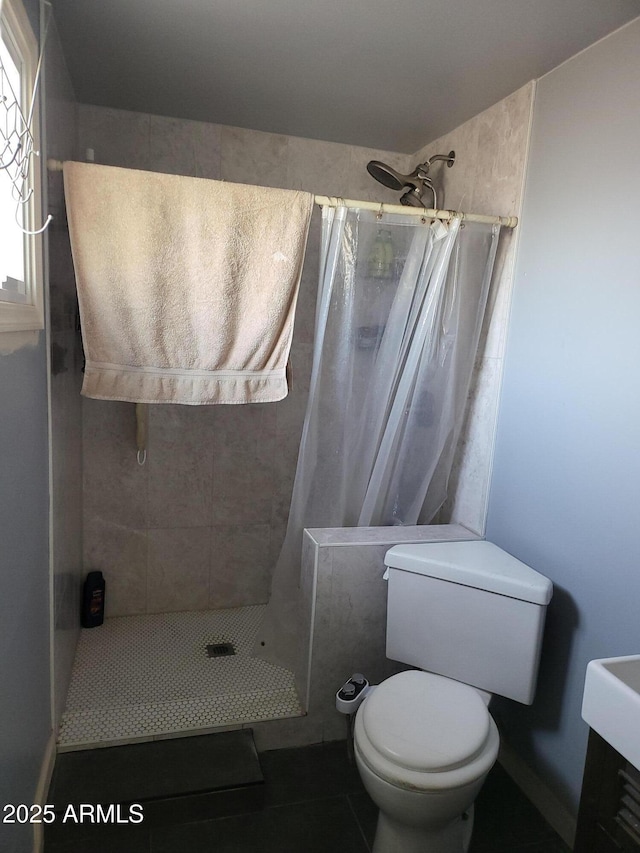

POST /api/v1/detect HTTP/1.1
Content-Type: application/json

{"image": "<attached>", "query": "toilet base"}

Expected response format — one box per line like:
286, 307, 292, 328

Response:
372, 806, 474, 853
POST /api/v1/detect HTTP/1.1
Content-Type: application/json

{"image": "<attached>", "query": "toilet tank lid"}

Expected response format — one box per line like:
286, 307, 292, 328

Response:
384, 540, 553, 605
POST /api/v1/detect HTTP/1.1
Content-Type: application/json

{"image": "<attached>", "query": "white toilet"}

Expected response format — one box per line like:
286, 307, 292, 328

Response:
353, 540, 553, 853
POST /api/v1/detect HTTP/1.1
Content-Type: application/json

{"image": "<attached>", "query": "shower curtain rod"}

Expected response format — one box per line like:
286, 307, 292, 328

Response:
46, 160, 517, 228
314, 196, 517, 228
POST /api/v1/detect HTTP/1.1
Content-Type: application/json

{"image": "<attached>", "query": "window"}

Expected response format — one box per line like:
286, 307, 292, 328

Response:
0, 0, 44, 332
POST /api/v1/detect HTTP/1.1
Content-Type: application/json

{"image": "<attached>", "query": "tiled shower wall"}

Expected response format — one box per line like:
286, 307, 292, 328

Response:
78, 104, 412, 617
416, 82, 535, 534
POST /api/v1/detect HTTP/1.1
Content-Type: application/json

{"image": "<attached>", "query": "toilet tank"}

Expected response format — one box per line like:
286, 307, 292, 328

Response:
384, 540, 553, 704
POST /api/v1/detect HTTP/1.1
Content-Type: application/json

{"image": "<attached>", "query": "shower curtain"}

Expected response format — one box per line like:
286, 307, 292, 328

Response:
257, 206, 500, 671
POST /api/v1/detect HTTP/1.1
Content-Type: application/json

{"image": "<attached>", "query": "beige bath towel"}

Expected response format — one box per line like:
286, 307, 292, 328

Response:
64, 162, 313, 404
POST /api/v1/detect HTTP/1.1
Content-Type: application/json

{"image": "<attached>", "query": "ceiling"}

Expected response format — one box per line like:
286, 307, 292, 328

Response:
51, 0, 640, 153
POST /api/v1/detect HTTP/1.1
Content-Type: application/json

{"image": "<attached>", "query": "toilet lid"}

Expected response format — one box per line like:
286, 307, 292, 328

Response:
361, 670, 492, 773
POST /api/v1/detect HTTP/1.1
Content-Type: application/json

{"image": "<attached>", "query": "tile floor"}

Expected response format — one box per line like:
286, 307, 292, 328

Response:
45, 739, 573, 853
59, 606, 303, 749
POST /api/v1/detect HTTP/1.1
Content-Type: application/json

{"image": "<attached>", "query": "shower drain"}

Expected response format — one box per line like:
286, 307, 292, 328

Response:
206, 642, 236, 658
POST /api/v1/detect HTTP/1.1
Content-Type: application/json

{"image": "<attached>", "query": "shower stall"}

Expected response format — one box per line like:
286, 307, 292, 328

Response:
51, 103, 509, 752
61, 380, 313, 747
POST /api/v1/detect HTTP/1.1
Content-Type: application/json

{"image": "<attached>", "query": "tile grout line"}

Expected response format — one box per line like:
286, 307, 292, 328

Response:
346, 792, 374, 853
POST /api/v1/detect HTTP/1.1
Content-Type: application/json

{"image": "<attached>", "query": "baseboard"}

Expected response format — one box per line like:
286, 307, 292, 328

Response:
32, 731, 57, 853
498, 741, 576, 849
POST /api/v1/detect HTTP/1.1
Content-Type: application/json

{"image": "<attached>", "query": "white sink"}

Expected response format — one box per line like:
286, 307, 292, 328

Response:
582, 655, 640, 769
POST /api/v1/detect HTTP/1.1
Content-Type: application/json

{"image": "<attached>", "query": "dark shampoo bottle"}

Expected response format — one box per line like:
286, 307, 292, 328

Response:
81, 571, 105, 628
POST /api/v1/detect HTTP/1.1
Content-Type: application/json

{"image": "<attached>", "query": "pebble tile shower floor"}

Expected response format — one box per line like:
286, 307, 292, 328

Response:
58, 605, 303, 749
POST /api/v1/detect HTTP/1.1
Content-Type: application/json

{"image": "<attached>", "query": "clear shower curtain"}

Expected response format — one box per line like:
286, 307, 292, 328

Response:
257, 207, 500, 671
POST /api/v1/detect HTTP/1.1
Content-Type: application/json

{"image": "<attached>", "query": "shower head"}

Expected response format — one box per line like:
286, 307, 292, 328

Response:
367, 151, 456, 208
366, 161, 409, 191
400, 187, 430, 207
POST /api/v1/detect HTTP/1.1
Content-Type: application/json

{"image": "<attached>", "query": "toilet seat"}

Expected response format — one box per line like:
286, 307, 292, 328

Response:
354, 670, 499, 792
362, 670, 491, 772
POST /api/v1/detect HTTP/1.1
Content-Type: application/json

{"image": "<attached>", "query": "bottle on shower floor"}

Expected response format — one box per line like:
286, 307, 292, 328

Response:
81, 570, 105, 628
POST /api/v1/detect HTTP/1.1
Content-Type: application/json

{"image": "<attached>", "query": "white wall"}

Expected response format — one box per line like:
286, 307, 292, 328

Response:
0, 2, 53, 850
487, 16, 640, 817
0, 347, 50, 848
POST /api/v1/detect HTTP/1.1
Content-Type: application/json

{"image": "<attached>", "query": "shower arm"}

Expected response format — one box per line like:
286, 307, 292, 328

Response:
419, 152, 456, 171
415, 152, 456, 183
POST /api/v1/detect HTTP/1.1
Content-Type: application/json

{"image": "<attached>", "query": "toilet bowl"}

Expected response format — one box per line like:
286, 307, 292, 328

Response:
354, 670, 499, 853
348, 540, 553, 853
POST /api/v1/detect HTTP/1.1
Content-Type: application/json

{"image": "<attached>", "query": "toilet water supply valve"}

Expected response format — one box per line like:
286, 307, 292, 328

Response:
336, 673, 372, 714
